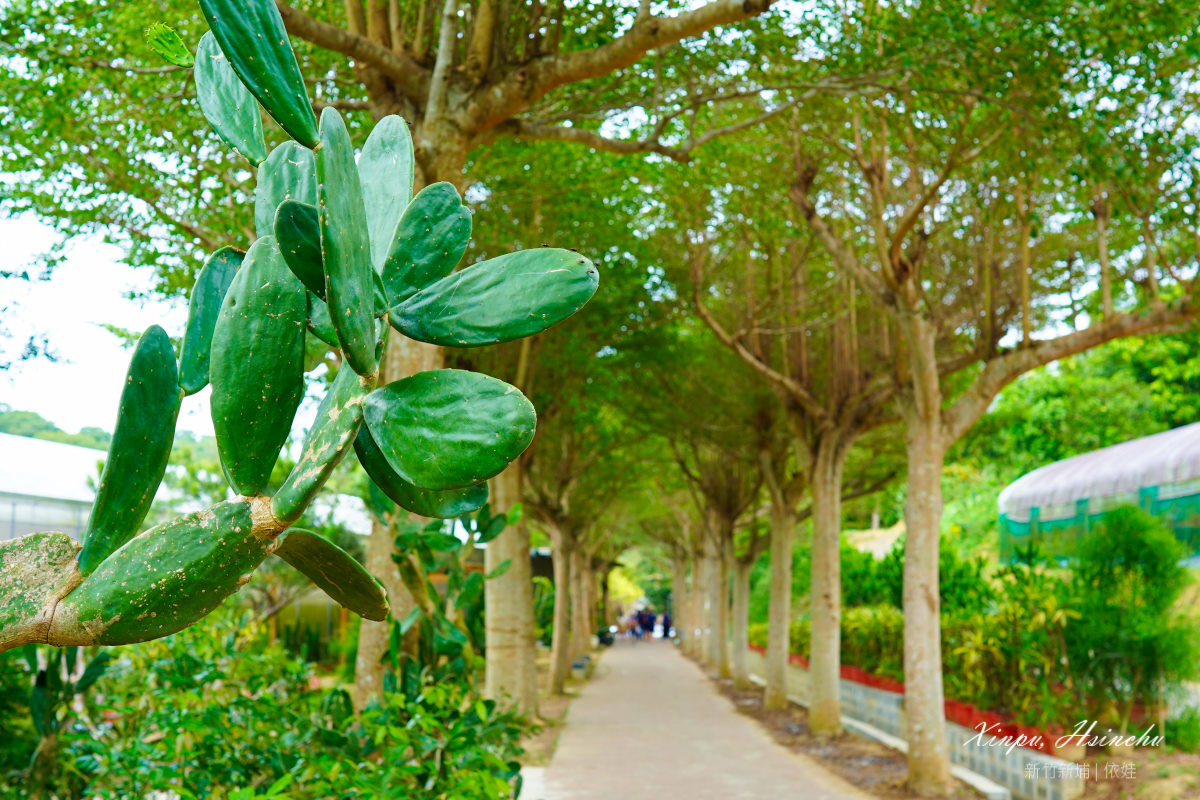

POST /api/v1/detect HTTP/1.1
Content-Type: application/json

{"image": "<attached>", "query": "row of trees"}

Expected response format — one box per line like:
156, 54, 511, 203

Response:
6, 0, 1200, 794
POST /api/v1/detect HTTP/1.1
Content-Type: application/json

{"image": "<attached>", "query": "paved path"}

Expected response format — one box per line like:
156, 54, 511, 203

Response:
534, 641, 872, 800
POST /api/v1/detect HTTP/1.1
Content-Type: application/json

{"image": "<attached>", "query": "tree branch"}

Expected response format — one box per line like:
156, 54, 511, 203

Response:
691, 247, 830, 421
943, 298, 1200, 443
466, 0, 773, 132
276, 0, 428, 102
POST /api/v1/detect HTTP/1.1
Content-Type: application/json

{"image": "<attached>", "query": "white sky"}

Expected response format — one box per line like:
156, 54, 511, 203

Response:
0, 214, 215, 437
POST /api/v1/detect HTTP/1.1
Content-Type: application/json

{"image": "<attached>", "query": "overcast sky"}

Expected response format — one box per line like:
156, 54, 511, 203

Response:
0, 213, 215, 437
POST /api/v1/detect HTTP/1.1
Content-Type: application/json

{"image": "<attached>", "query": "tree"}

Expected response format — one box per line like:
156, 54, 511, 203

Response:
785, 1, 1200, 791
1, 0, 790, 713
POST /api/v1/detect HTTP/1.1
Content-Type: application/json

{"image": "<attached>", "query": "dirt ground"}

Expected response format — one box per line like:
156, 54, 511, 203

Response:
710, 671, 1200, 800
711, 676, 981, 800
518, 648, 595, 767
1078, 746, 1200, 799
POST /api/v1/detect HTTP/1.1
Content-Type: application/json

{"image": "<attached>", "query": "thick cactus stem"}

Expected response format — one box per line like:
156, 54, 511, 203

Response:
0, 532, 83, 654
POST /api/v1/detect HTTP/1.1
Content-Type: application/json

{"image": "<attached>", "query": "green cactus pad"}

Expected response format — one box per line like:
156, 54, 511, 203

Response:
54, 501, 272, 645
256, 141, 317, 240
389, 248, 600, 347
380, 182, 471, 304
358, 115, 414, 270
272, 366, 369, 523
210, 236, 306, 496
194, 32, 267, 165
145, 23, 193, 68
316, 108, 377, 377
197, 0, 318, 147
274, 200, 324, 298
179, 247, 242, 396
273, 528, 387, 621
78, 326, 182, 576
307, 292, 338, 346
354, 426, 489, 518
362, 369, 536, 491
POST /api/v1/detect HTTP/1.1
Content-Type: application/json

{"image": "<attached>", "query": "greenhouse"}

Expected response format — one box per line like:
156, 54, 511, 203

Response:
997, 421, 1200, 561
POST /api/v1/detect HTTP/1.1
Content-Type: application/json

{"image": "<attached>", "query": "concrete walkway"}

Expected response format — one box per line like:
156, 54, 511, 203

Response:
532, 641, 872, 800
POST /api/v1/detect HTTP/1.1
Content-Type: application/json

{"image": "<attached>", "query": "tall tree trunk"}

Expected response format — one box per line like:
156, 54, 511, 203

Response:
548, 526, 573, 695
353, 334, 436, 710
570, 548, 590, 657
900, 316, 951, 796
808, 434, 847, 736
486, 463, 538, 714
703, 547, 720, 667
671, 554, 688, 642
715, 535, 732, 678
686, 550, 703, 657
764, 496, 793, 710
730, 557, 753, 689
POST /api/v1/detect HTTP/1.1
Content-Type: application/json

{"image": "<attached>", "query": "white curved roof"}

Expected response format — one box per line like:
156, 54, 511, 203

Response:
997, 421, 1200, 518
0, 432, 104, 503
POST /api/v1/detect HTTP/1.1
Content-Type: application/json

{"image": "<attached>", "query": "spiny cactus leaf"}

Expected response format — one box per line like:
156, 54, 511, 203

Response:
389, 249, 600, 348
381, 182, 471, 304
307, 292, 338, 346
363, 369, 536, 491
52, 501, 273, 646
196, 0, 318, 147
179, 246, 242, 395
145, 23, 193, 68
316, 108, 377, 377
78, 326, 182, 576
358, 115, 414, 270
210, 236, 306, 496
256, 141, 317, 240
354, 426, 489, 519
273, 528, 387, 621
274, 200, 324, 298
273, 366, 368, 524
194, 32, 267, 165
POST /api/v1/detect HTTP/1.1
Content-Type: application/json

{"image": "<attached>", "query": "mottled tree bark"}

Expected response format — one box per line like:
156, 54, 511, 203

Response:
900, 316, 951, 796
763, 498, 793, 710
548, 524, 573, 695
730, 556, 754, 689
808, 435, 848, 736
486, 463, 538, 714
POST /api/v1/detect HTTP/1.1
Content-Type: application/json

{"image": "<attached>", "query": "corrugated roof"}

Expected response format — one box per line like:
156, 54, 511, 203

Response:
997, 421, 1200, 517
0, 432, 104, 504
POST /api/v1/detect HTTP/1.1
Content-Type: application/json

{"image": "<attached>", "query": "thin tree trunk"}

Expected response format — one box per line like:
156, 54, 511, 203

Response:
486, 463, 538, 714
703, 547, 720, 667
686, 550, 702, 657
715, 536, 732, 678
353, 334, 436, 710
901, 316, 951, 796
570, 548, 590, 657
731, 557, 753, 689
671, 554, 688, 642
809, 434, 847, 736
764, 497, 793, 710
548, 527, 573, 694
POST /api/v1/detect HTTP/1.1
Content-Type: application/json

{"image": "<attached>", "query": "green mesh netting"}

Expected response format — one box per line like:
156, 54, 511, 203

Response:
999, 486, 1200, 562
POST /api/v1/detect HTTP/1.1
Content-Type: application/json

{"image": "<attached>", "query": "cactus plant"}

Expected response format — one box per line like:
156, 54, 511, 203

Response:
0, 0, 598, 655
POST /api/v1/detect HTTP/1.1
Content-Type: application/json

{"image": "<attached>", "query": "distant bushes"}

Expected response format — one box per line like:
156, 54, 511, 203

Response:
747, 507, 1199, 742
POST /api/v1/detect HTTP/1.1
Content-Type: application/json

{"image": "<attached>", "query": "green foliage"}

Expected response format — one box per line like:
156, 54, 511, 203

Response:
1066, 507, 1198, 729
0, 609, 527, 798
2, 0, 597, 653
0, 406, 110, 450
1168, 707, 1200, 754
750, 508, 1198, 734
